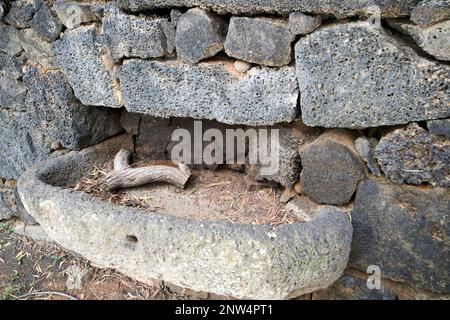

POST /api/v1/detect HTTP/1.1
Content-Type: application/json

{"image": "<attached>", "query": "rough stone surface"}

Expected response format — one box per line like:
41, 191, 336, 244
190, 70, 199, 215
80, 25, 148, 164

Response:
312, 270, 397, 300
354, 136, 381, 176
5, 0, 41, 28
29, 3, 63, 42
118, 59, 298, 125
374, 123, 450, 187
18, 28, 57, 68
224, 17, 294, 67
115, 0, 420, 18
0, 23, 23, 56
350, 178, 450, 293
23, 66, 123, 150
295, 21, 450, 128
175, 8, 227, 64
300, 130, 366, 205
102, 4, 175, 61
120, 110, 141, 135
0, 53, 27, 111
288, 12, 322, 35
18, 135, 353, 299
52, 25, 122, 108
411, 0, 450, 27
428, 118, 450, 137
0, 184, 37, 224
388, 19, 450, 61
53, 1, 97, 29
248, 120, 323, 187
0, 111, 51, 180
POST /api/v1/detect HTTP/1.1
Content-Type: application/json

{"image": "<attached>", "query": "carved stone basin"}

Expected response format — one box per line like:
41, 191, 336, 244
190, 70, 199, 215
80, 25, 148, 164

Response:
18, 134, 352, 299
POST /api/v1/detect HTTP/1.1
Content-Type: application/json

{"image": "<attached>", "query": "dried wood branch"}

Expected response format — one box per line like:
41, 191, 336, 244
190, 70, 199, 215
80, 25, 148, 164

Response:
104, 149, 191, 190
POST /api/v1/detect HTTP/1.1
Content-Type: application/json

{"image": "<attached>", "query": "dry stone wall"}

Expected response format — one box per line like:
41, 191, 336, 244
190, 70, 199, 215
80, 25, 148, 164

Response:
1, 0, 449, 299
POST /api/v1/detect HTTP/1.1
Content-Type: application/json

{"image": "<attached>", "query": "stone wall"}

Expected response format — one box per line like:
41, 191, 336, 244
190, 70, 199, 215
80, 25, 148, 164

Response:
1, 0, 449, 299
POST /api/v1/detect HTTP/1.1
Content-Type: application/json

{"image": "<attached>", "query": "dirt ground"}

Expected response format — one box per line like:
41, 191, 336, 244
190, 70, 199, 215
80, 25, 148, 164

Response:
0, 222, 198, 300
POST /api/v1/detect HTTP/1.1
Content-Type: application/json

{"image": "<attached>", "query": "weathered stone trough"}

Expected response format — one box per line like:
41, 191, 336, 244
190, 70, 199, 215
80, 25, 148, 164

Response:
17, 135, 352, 299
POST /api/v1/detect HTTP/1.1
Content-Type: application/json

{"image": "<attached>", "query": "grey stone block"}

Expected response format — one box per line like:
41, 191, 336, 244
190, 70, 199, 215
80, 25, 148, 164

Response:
5, 0, 42, 28
175, 8, 227, 63
52, 25, 122, 108
115, 0, 419, 18
23, 66, 123, 150
18, 28, 56, 68
0, 53, 27, 112
0, 110, 51, 180
29, 3, 62, 42
120, 110, 141, 135
411, 0, 450, 27
374, 123, 450, 187
248, 121, 323, 188
224, 17, 294, 67
295, 21, 450, 128
354, 136, 381, 176
0, 23, 23, 56
0, 184, 37, 225
300, 130, 366, 205
388, 19, 450, 61
288, 12, 322, 35
117, 59, 298, 126
102, 4, 174, 61
18, 135, 353, 299
350, 177, 450, 293
428, 118, 450, 137
53, 1, 97, 30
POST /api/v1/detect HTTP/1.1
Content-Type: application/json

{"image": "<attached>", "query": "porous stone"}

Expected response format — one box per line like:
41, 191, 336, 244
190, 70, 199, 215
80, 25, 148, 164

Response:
350, 177, 450, 293
388, 19, 450, 61
29, 2, 62, 42
288, 12, 322, 35
175, 8, 227, 64
53, 1, 97, 29
115, 0, 419, 18
300, 130, 366, 205
0, 53, 27, 111
374, 123, 450, 187
354, 136, 381, 176
0, 111, 51, 180
428, 118, 450, 137
248, 120, 323, 188
312, 270, 397, 300
18, 135, 353, 299
23, 66, 122, 150
52, 25, 122, 108
117, 59, 298, 126
102, 4, 175, 61
224, 17, 294, 67
411, 0, 450, 27
5, 0, 41, 28
295, 21, 450, 128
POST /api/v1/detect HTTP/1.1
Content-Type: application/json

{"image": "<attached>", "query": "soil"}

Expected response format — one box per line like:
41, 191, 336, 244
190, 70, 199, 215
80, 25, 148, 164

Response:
0, 222, 199, 300
72, 161, 310, 226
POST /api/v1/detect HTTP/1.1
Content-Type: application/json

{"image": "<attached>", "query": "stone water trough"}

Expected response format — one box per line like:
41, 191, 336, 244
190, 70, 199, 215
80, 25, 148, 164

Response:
17, 134, 352, 299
